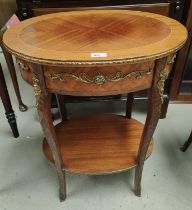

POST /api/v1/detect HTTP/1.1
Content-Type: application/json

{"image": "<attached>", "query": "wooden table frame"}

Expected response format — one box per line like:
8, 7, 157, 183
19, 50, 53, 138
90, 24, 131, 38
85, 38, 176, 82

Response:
3, 10, 187, 201
30, 57, 167, 200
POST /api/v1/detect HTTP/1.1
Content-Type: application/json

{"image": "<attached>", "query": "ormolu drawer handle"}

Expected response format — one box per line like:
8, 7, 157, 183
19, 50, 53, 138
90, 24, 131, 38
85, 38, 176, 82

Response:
48, 69, 152, 85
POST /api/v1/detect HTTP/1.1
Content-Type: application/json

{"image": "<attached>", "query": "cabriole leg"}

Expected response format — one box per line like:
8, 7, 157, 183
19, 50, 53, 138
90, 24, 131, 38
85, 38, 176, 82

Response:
31, 64, 66, 201
134, 57, 168, 196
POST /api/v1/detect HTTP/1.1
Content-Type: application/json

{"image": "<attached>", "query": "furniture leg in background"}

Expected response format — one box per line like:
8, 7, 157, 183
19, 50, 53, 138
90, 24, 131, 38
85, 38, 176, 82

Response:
56, 91, 167, 121
56, 94, 67, 122
125, 92, 169, 120
0, 63, 19, 138
0, 31, 27, 112
180, 130, 192, 152
126, 92, 134, 119
57, 93, 135, 121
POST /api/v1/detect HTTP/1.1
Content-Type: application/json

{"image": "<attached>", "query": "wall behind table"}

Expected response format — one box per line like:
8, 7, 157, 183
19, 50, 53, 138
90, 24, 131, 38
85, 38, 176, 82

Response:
0, 0, 17, 27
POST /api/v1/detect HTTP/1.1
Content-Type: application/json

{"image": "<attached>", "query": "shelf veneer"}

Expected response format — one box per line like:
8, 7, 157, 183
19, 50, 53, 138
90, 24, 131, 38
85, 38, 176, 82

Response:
43, 114, 153, 174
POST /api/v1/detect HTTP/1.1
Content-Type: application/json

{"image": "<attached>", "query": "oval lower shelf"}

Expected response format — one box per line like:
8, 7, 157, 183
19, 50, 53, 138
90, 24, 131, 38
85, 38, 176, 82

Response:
43, 114, 153, 175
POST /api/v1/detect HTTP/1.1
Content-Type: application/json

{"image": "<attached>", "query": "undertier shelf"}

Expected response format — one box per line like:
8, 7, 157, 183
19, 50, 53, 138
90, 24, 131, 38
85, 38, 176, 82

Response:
43, 114, 153, 174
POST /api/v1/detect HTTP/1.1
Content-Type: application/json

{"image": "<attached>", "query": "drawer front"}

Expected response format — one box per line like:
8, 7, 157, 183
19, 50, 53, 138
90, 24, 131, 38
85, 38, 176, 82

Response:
32, 3, 170, 17
44, 62, 154, 96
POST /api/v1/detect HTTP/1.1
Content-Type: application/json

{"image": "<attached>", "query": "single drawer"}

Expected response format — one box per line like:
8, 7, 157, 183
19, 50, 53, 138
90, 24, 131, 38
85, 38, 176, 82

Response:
44, 61, 154, 96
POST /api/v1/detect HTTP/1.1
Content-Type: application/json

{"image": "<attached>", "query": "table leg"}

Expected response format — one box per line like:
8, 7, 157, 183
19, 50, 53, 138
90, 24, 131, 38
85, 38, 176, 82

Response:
126, 93, 134, 119
56, 94, 67, 121
31, 64, 66, 201
134, 57, 168, 196
180, 130, 192, 152
0, 32, 27, 112
0, 63, 19, 138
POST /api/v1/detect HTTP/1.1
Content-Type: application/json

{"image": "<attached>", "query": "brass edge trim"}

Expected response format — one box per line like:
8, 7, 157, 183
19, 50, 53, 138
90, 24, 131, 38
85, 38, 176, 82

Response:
63, 164, 137, 175
61, 148, 153, 175
48, 69, 152, 85
31, 73, 41, 107
3, 40, 186, 66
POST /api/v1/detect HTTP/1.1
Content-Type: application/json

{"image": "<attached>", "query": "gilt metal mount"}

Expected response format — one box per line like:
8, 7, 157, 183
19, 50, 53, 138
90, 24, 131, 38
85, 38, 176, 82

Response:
16, 59, 31, 72
31, 73, 41, 107
157, 55, 176, 103
49, 69, 152, 85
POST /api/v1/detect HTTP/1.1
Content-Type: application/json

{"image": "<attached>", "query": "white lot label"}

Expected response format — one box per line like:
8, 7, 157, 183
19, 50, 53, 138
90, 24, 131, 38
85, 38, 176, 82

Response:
91, 53, 107, 58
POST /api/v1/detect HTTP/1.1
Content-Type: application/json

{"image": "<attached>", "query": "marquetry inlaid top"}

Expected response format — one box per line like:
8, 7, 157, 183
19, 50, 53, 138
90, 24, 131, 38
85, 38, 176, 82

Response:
3, 10, 187, 66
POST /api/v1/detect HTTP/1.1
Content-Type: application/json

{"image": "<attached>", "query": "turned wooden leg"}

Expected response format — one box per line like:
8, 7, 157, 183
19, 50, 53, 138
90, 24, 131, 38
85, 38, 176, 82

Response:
56, 94, 67, 121
134, 57, 167, 196
180, 130, 192, 152
31, 64, 66, 201
0, 32, 27, 112
126, 93, 134, 119
0, 63, 19, 138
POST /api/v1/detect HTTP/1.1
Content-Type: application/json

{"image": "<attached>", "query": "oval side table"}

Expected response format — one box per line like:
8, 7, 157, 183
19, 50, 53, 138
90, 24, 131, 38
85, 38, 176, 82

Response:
3, 10, 187, 201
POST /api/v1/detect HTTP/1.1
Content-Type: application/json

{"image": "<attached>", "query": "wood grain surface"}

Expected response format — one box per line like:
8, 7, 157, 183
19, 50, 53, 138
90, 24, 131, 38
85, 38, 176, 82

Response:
3, 10, 187, 66
43, 114, 153, 174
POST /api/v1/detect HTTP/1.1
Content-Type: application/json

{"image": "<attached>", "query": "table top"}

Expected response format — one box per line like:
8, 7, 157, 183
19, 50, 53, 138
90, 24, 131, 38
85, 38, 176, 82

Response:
3, 10, 187, 66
